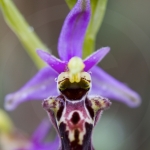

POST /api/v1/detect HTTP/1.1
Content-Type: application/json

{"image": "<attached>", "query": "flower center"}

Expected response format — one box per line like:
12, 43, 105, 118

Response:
57, 72, 91, 100
68, 57, 85, 83
57, 57, 91, 100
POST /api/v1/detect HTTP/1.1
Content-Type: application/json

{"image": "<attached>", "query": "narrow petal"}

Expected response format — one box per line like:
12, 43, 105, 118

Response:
90, 66, 141, 107
5, 67, 58, 111
58, 0, 91, 61
83, 47, 110, 71
37, 50, 67, 73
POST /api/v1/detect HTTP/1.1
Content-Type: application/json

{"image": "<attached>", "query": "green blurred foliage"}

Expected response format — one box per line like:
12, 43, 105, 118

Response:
65, 0, 77, 9
0, 0, 49, 69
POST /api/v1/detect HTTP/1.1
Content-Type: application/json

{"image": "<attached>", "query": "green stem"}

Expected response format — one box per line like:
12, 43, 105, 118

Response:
0, 0, 49, 69
83, 0, 108, 58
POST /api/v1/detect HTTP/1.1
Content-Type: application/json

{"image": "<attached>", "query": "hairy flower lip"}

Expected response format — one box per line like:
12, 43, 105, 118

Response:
42, 94, 111, 150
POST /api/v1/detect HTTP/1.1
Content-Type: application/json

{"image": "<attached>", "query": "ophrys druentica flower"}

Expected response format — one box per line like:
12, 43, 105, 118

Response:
4, 0, 141, 149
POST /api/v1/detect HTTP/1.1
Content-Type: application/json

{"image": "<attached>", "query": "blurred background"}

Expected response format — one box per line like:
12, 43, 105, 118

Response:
0, 0, 150, 149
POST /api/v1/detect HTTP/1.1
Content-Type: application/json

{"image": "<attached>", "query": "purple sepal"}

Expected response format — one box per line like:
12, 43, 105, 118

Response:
16, 119, 60, 150
31, 118, 60, 150
84, 47, 110, 71
4, 67, 58, 111
37, 50, 67, 73
32, 118, 51, 143
90, 66, 141, 107
58, 0, 91, 61
31, 136, 59, 150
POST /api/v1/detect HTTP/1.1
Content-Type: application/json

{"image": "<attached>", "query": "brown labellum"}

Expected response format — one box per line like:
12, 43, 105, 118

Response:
42, 72, 111, 150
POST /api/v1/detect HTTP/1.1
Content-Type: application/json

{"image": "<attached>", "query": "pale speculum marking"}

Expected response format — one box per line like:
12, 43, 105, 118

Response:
71, 111, 80, 124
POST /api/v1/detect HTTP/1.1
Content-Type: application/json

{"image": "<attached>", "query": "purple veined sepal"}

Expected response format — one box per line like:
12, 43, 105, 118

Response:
58, 0, 91, 61
4, 67, 58, 111
42, 94, 111, 150
90, 66, 141, 108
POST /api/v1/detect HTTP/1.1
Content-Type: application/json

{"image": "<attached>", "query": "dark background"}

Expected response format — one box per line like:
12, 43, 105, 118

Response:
0, 0, 150, 149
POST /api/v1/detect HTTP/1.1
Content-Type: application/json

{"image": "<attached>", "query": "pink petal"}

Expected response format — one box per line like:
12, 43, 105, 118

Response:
37, 50, 67, 73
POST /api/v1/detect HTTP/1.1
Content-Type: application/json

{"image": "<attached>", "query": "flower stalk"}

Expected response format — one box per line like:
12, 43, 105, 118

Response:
0, 0, 49, 69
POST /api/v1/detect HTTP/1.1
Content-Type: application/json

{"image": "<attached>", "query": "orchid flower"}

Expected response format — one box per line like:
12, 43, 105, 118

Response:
0, 109, 59, 150
5, 0, 141, 111
4, 0, 141, 149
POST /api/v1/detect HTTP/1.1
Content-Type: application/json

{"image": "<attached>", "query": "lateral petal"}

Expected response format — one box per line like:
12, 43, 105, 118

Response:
83, 47, 110, 71
37, 50, 67, 73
